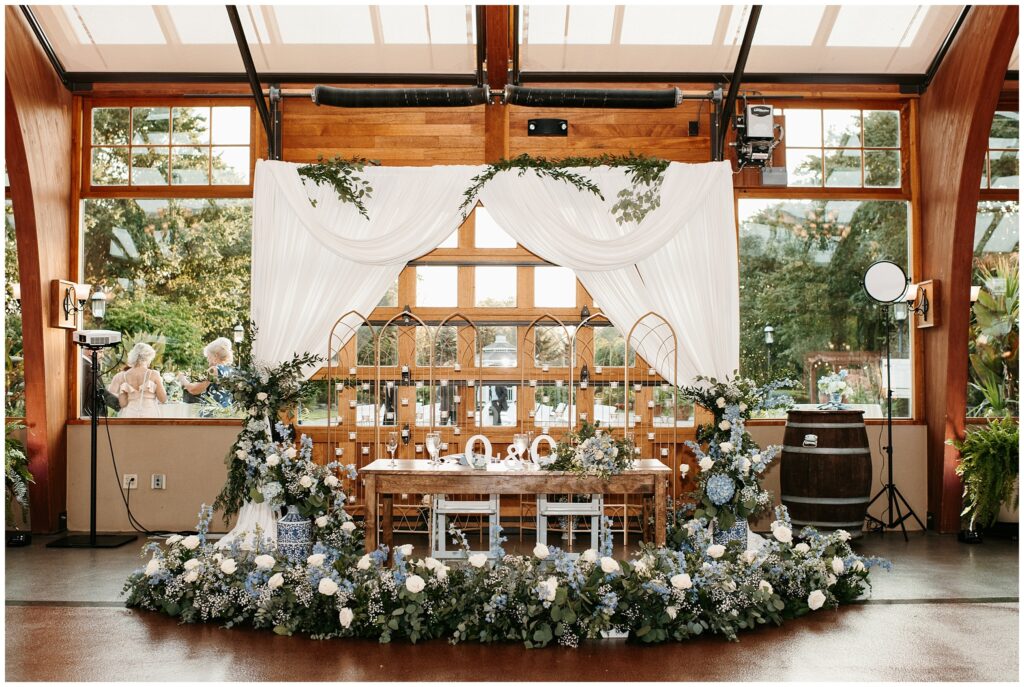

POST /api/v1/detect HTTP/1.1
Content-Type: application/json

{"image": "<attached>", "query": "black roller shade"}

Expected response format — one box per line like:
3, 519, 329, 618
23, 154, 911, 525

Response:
504, 85, 681, 109
312, 85, 489, 108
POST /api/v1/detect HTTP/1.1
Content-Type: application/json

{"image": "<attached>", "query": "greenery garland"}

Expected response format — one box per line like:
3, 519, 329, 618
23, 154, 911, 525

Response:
297, 156, 380, 219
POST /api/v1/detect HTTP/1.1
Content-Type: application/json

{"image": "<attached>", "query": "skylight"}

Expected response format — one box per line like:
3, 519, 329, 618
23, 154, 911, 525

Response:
167, 5, 236, 45
827, 6, 926, 48
63, 5, 166, 45
620, 6, 721, 46
273, 6, 374, 45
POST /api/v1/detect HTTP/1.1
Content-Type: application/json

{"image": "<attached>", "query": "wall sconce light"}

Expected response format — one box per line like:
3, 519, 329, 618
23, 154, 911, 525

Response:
233, 323, 245, 343
63, 282, 92, 320
401, 305, 412, 326
53, 279, 102, 329
901, 282, 931, 323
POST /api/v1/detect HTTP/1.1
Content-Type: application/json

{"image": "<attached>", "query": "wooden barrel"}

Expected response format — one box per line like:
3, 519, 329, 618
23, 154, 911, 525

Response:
780, 409, 871, 537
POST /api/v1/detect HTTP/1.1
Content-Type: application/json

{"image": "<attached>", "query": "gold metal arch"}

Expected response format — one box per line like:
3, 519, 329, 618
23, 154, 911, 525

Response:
520, 313, 573, 436
433, 312, 480, 430
569, 311, 610, 431
377, 308, 432, 456
326, 310, 373, 463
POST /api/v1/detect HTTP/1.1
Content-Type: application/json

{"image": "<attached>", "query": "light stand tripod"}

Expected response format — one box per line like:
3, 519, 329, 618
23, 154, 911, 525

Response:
864, 306, 925, 541
48, 345, 137, 549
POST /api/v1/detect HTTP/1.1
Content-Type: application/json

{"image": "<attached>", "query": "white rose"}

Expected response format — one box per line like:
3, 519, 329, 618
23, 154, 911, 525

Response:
759, 580, 773, 595
679, 463, 690, 477
670, 573, 692, 590
184, 569, 199, 583
698, 457, 715, 472
213, 553, 223, 563
752, 452, 762, 464
540, 577, 558, 601
405, 574, 426, 594
716, 397, 726, 408
600, 557, 621, 574
315, 515, 329, 528
397, 544, 414, 557
719, 420, 731, 431
318, 577, 339, 596
740, 549, 757, 565
468, 553, 488, 568
831, 557, 845, 574
707, 544, 726, 559
284, 447, 298, 459
183, 558, 201, 571
254, 554, 276, 570
794, 542, 810, 554
827, 574, 838, 587
307, 553, 326, 568
666, 606, 678, 620
256, 392, 268, 401
339, 607, 354, 628
835, 529, 851, 542
357, 555, 371, 570
235, 449, 247, 461
533, 543, 550, 560
145, 557, 161, 576
633, 559, 649, 575
265, 454, 280, 467
341, 521, 356, 533
739, 402, 747, 412
852, 560, 866, 572
581, 548, 597, 563
268, 572, 284, 589
423, 557, 440, 570
435, 565, 449, 581
719, 441, 735, 454
220, 558, 237, 575
325, 475, 340, 488
166, 534, 183, 545
772, 525, 793, 544
807, 589, 827, 610
181, 535, 200, 550
738, 457, 751, 474
299, 475, 314, 489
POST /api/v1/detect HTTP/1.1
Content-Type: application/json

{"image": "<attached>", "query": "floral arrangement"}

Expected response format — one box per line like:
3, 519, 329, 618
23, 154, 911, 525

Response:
123, 503, 888, 647
213, 322, 322, 520
685, 405, 779, 532
542, 421, 635, 478
818, 369, 850, 403
681, 372, 798, 444
5, 422, 32, 513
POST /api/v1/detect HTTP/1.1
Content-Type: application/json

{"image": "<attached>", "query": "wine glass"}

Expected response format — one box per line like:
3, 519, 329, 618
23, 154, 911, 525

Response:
425, 432, 442, 467
513, 433, 530, 462
386, 431, 399, 467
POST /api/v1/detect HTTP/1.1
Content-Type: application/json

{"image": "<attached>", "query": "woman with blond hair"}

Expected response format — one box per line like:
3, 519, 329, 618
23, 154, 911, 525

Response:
107, 342, 167, 418
178, 337, 235, 411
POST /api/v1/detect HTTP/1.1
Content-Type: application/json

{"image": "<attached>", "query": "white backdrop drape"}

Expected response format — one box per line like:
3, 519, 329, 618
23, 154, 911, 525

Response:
251, 160, 739, 384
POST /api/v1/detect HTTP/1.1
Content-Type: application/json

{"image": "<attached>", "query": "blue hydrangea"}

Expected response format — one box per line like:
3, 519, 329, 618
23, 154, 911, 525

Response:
706, 473, 736, 505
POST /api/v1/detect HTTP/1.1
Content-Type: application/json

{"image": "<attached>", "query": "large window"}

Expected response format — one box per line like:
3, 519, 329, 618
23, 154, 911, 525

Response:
5, 199, 24, 418
738, 199, 911, 417
982, 111, 1019, 190
782, 108, 902, 188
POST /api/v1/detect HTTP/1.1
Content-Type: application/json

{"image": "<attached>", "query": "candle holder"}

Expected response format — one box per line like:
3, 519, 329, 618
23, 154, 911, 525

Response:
595, 366, 603, 374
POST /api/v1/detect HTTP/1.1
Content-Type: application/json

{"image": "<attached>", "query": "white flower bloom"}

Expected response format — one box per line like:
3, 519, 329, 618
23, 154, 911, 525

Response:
468, 553, 488, 568
405, 574, 426, 594
254, 554, 276, 570
600, 557, 621, 574
183, 558, 201, 571
256, 392, 268, 401
539, 577, 558, 602
679, 463, 690, 477
719, 441, 735, 453
698, 457, 715, 472
183, 568, 199, 583
738, 457, 751, 474
707, 544, 726, 559
633, 559, 649, 575
794, 542, 810, 554
827, 574, 838, 587
580, 549, 597, 563
836, 529, 851, 542
235, 449, 247, 461
831, 556, 845, 574
181, 535, 200, 550
338, 607, 354, 628
533, 543, 550, 560
166, 534, 183, 545
307, 553, 326, 568
357, 555, 371, 570
220, 558, 237, 575
752, 452, 763, 464
268, 572, 284, 589
341, 521, 356, 534
266, 454, 280, 467
666, 606, 678, 620
772, 524, 793, 544
397, 544, 414, 557
284, 447, 298, 459
719, 420, 731, 431
807, 589, 827, 610
852, 560, 866, 572
739, 402, 748, 412
213, 553, 223, 563
740, 549, 757, 565
721, 579, 737, 592
145, 557, 161, 576
716, 397, 726, 408
759, 580, 773, 595
315, 515, 329, 528
325, 475, 340, 488
299, 475, 314, 489
670, 573, 692, 590
422, 557, 439, 570
318, 577, 339, 596
435, 565, 448, 581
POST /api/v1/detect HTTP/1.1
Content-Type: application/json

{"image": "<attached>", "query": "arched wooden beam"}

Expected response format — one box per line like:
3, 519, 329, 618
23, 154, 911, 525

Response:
918, 5, 1019, 532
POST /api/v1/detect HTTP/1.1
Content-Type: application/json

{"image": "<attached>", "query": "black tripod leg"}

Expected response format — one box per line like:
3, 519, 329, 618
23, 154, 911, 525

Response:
891, 491, 909, 542
894, 485, 926, 531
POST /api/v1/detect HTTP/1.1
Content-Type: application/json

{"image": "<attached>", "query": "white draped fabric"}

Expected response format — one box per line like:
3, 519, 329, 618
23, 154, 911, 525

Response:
250, 159, 739, 384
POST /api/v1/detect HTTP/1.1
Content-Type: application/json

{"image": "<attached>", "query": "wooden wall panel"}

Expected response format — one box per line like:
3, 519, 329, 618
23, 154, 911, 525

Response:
5, 6, 74, 532
918, 5, 1018, 532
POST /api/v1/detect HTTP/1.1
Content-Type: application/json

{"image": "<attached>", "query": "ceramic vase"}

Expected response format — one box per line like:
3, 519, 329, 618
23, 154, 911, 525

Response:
276, 504, 312, 562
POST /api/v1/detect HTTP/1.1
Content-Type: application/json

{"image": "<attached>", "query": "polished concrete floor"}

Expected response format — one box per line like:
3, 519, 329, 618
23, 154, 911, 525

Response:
5, 529, 1020, 681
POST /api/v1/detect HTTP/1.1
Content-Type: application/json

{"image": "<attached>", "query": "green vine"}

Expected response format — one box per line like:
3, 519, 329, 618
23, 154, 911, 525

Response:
459, 153, 670, 225
297, 156, 380, 220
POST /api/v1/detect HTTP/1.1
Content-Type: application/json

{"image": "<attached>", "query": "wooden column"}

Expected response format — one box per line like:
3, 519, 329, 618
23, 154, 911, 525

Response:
918, 5, 1018, 532
483, 5, 511, 163
5, 6, 74, 532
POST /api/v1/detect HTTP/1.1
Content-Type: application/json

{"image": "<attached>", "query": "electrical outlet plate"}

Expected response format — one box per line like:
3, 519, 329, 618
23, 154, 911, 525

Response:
122, 474, 138, 489
151, 474, 166, 490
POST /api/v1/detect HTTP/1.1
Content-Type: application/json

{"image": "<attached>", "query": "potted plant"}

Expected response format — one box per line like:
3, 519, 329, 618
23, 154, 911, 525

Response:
5, 421, 33, 546
950, 417, 1019, 542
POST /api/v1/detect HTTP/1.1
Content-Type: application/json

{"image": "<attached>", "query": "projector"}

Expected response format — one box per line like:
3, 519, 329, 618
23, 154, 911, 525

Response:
73, 329, 122, 348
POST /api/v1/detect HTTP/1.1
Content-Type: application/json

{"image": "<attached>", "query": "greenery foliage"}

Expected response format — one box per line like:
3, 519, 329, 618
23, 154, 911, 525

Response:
5, 422, 32, 516
542, 421, 635, 478
950, 418, 1020, 531
967, 254, 1018, 417
297, 156, 380, 219
5, 202, 24, 417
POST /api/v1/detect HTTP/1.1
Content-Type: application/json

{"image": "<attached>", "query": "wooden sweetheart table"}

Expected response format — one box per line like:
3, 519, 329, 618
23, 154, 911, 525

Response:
360, 458, 672, 553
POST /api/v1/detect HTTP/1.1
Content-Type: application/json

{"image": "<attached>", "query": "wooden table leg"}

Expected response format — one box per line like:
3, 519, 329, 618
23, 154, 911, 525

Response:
382, 494, 394, 556
364, 474, 377, 553
654, 476, 667, 548
641, 495, 651, 542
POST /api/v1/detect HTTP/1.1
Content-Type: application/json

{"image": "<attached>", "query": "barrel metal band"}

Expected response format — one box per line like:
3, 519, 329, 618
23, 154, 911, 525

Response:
782, 494, 871, 505
786, 422, 866, 429
781, 446, 871, 455
790, 518, 866, 528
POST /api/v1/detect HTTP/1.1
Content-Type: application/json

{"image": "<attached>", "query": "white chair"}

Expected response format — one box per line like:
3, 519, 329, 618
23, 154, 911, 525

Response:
536, 494, 604, 553
430, 494, 500, 560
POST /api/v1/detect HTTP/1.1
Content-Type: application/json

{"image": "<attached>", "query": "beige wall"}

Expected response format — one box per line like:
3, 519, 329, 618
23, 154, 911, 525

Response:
748, 423, 929, 532
66, 424, 238, 533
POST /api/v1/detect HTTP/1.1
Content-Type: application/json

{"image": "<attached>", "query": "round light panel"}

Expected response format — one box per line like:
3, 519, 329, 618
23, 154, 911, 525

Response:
863, 260, 908, 304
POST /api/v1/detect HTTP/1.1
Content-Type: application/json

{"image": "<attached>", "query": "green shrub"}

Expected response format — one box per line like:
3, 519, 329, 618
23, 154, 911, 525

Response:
950, 418, 1020, 530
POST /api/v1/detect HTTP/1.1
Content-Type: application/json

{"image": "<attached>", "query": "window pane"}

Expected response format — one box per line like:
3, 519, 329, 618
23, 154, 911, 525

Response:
990, 111, 1019, 150
781, 109, 821, 148
171, 147, 210, 185
416, 325, 456, 367
863, 110, 900, 148
474, 207, 517, 248
5, 200, 24, 417
91, 147, 129, 185
534, 325, 572, 367
533, 384, 571, 427
211, 147, 250, 185
824, 150, 862, 187
823, 110, 861, 148
91, 108, 130, 145
131, 107, 170, 144
479, 384, 517, 427
130, 147, 169, 185
377, 279, 398, 307
171, 107, 210, 145
475, 265, 516, 307
81, 198, 252, 418
211, 107, 251, 145
989, 151, 1019, 188
864, 150, 900, 188
479, 326, 517, 367
594, 325, 635, 366
738, 198, 911, 417
785, 149, 822, 187
416, 266, 457, 307
593, 385, 631, 427
534, 266, 576, 308
357, 325, 397, 366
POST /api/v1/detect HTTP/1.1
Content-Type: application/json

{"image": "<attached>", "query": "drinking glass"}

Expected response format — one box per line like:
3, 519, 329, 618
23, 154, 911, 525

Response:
513, 433, 529, 461
386, 431, 399, 467
426, 432, 442, 467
